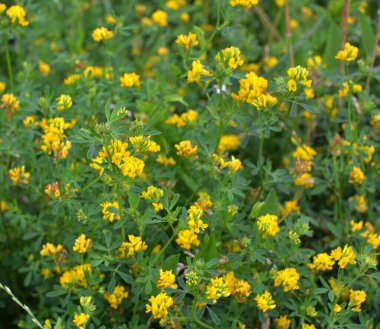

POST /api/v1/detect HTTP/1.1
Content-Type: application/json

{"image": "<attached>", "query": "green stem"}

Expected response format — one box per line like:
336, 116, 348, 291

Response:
116, 182, 125, 241
192, 301, 214, 329
4, 32, 14, 91
150, 230, 178, 267
216, 82, 225, 151
258, 135, 265, 185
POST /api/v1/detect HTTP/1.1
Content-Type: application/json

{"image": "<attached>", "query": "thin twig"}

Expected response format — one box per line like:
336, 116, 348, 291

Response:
254, 5, 281, 41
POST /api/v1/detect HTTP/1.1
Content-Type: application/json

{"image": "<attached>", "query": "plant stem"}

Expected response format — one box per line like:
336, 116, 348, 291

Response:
258, 135, 265, 186
254, 5, 281, 41
4, 32, 14, 91
216, 82, 225, 151
191, 301, 214, 329
284, 0, 294, 67
340, 0, 350, 73
365, 9, 380, 89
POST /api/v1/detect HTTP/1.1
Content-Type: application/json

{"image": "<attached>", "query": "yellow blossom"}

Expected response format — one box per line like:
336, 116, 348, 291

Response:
73, 313, 90, 328
120, 72, 141, 88
120, 235, 147, 257
1, 93, 20, 118
92, 26, 113, 42
348, 167, 365, 185
145, 293, 173, 326
175, 140, 198, 157
152, 10, 168, 27
292, 145, 317, 161
73, 234, 92, 253
38, 61, 51, 76
336, 42, 359, 62
274, 268, 300, 292
349, 290, 366, 312
206, 277, 231, 303
280, 199, 300, 216
104, 285, 129, 309
176, 229, 200, 250
218, 135, 241, 153
157, 269, 178, 289
275, 315, 291, 329
101, 201, 120, 222
223, 272, 251, 302
294, 173, 315, 188
56, 94, 72, 111
6, 5, 29, 26
229, 0, 259, 8
187, 60, 212, 83
308, 253, 335, 271
176, 32, 199, 49
257, 214, 280, 237
216, 47, 244, 69
255, 291, 276, 312
9, 166, 30, 185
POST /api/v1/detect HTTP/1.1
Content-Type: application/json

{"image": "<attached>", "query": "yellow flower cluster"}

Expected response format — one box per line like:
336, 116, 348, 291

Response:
216, 47, 244, 69
257, 214, 280, 237
73, 234, 92, 253
287, 66, 312, 92
120, 72, 141, 88
175, 140, 198, 157
165, 110, 198, 127
308, 253, 335, 271
175, 229, 200, 250
8, 166, 30, 185
56, 94, 72, 111
1, 93, 20, 118
349, 290, 366, 312
6, 5, 29, 26
255, 291, 276, 312
40, 243, 63, 257
223, 272, 251, 302
60, 264, 92, 289
92, 27, 113, 42
40, 117, 74, 160
218, 135, 241, 154
213, 154, 243, 172
187, 60, 211, 83
187, 205, 208, 233
120, 235, 147, 257
274, 268, 300, 292
335, 42, 359, 62
145, 292, 173, 323
73, 313, 90, 329
91, 139, 145, 178
157, 269, 177, 289
156, 154, 176, 166
348, 167, 365, 185
292, 145, 317, 162
232, 72, 277, 110
229, 0, 259, 8
104, 285, 129, 309
280, 199, 300, 217
101, 201, 120, 222
141, 186, 164, 211
129, 135, 160, 153
176, 32, 199, 49
338, 80, 362, 97
275, 315, 291, 329
45, 182, 61, 199
206, 277, 231, 303
152, 10, 168, 27
309, 245, 356, 271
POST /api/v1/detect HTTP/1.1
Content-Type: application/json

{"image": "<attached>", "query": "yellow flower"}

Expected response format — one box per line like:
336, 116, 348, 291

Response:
275, 315, 291, 329
0, 3, 6, 14
73, 313, 90, 328
175, 140, 198, 157
264, 56, 278, 69
120, 72, 141, 88
349, 290, 366, 312
56, 94, 73, 111
187, 205, 208, 233
354, 194, 367, 213
0, 81, 5, 93
232, 72, 277, 110
101, 201, 120, 222
129, 135, 160, 152
92, 27, 113, 42
176, 229, 200, 250
187, 60, 212, 83
145, 292, 174, 322
223, 272, 251, 302
350, 220, 363, 233
38, 61, 51, 76
166, 0, 187, 11
288, 79, 297, 92
335, 42, 359, 62
152, 10, 168, 27
367, 233, 380, 249
6, 5, 29, 26
1, 93, 20, 118
9, 166, 30, 185
216, 47, 244, 69
64, 73, 81, 85
105, 14, 117, 25
73, 234, 92, 253
307, 55, 322, 70
0, 200, 10, 213
156, 155, 176, 166
308, 253, 335, 271
40, 243, 63, 257
257, 214, 280, 237
229, 0, 259, 8
292, 145, 317, 161
294, 173, 315, 188
348, 167, 365, 185
60, 264, 92, 289
120, 235, 147, 257
334, 304, 342, 313
157, 269, 178, 289
274, 268, 300, 292
302, 324, 316, 329
255, 291, 276, 312
206, 277, 231, 303
280, 199, 300, 216
176, 32, 199, 49
104, 285, 129, 309
287, 66, 312, 92
141, 186, 164, 211
45, 182, 61, 199
218, 135, 241, 153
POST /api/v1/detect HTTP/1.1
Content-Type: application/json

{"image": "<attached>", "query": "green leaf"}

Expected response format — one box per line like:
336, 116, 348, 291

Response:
208, 307, 220, 325
323, 21, 341, 69
128, 191, 140, 209
358, 12, 375, 59
164, 94, 189, 106
145, 280, 152, 295
118, 271, 134, 284
249, 201, 264, 219
298, 102, 317, 113
199, 234, 217, 261
193, 26, 206, 52
258, 189, 280, 217
162, 254, 180, 273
